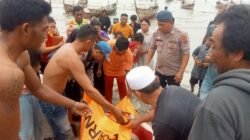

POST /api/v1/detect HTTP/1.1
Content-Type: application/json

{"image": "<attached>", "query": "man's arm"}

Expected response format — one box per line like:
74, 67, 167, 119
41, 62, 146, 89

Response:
145, 32, 157, 66
40, 41, 64, 54
179, 54, 190, 73
130, 109, 155, 129
145, 48, 156, 66
68, 55, 126, 124
21, 51, 90, 114
124, 49, 133, 73
175, 54, 189, 83
69, 56, 111, 109
175, 33, 190, 83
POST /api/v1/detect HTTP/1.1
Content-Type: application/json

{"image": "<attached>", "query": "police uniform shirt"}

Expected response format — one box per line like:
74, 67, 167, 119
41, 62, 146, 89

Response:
150, 26, 190, 76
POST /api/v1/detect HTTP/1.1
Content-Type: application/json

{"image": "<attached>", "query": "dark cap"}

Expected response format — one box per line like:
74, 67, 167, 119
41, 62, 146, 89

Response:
113, 18, 119, 23
156, 10, 173, 22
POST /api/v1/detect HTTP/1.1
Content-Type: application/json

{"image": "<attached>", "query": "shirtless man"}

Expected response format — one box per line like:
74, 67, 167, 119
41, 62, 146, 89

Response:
43, 25, 126, 134
0, 0, 91, 139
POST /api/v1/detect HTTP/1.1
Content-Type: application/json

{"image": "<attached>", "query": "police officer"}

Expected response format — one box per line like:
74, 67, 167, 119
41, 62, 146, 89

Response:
145, 10, 190, 87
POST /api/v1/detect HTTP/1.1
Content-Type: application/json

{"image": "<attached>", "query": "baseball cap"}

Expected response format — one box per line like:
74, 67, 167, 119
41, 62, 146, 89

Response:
156, 10, 173, 22
126, 66, 156, 90
96, 41, 111, 61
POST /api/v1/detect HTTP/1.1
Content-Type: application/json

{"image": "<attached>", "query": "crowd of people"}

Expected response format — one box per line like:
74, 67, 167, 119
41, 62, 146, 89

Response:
0, 0, 250, 140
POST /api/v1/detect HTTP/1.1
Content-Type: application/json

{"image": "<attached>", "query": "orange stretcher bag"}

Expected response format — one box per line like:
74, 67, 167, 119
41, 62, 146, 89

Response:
80, 94, 138, 140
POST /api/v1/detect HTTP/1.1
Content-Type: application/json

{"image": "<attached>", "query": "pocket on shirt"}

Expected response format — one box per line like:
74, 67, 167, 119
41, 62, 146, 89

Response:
156, 41, 163, 53
167, 42, 179, 54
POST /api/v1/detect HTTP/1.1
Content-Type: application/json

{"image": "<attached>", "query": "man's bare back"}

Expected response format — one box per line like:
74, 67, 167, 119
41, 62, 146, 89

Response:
43, 43, 82, 94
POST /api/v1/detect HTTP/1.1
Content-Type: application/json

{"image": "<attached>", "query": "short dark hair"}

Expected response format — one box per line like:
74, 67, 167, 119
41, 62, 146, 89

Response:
28, 50, 41, 67
140, 19, 150, 26
77, 24, 98, 41
73, 6, 83, 15
134, 33, 144, 43
130, 15, 137, 21
0, 0, 51, 31
138, 78, 160, 94
121, 13, 128, 17
115, 37, 129, 51
90, 19, 101, 26
216, 4, 250, 61
213, 13, 223, 25
66, 29, 78, 43
48, 16, 55, 23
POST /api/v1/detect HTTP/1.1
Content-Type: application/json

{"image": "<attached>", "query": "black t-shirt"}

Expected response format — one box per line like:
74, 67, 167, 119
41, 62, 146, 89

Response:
130, 23, 141, 34
152, 86, 201, 140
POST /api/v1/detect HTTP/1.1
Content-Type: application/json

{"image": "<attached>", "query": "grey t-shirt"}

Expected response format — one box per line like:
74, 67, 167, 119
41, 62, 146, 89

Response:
153, 86, 201, 140
191, 44, 209, 79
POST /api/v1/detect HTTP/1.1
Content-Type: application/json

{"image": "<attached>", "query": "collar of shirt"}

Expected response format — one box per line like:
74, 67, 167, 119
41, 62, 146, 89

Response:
143, 30, 150, 36
118, 23, 129, 28
158, 26, 175, 35
170, 25, 176, 34
74, 20, 82, 26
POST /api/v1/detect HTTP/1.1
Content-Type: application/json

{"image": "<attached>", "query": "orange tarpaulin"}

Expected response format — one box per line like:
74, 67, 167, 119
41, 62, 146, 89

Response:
80, 94, 138, 140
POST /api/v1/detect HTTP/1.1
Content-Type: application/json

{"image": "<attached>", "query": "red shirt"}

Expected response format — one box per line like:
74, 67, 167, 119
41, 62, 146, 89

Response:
129, 41, 140, 64
41, 34, 63, 63
41, 34, 53, 63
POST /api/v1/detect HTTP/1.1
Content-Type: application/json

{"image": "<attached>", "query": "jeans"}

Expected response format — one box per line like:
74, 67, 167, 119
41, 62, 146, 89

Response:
19, 94, 43, 140
199, 64, 219, 100
40, 101, 74, 140
199, 78, 214, 100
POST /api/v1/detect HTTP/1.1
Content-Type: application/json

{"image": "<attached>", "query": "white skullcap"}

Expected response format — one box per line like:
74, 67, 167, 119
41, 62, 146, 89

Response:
126, 66, 156, 90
